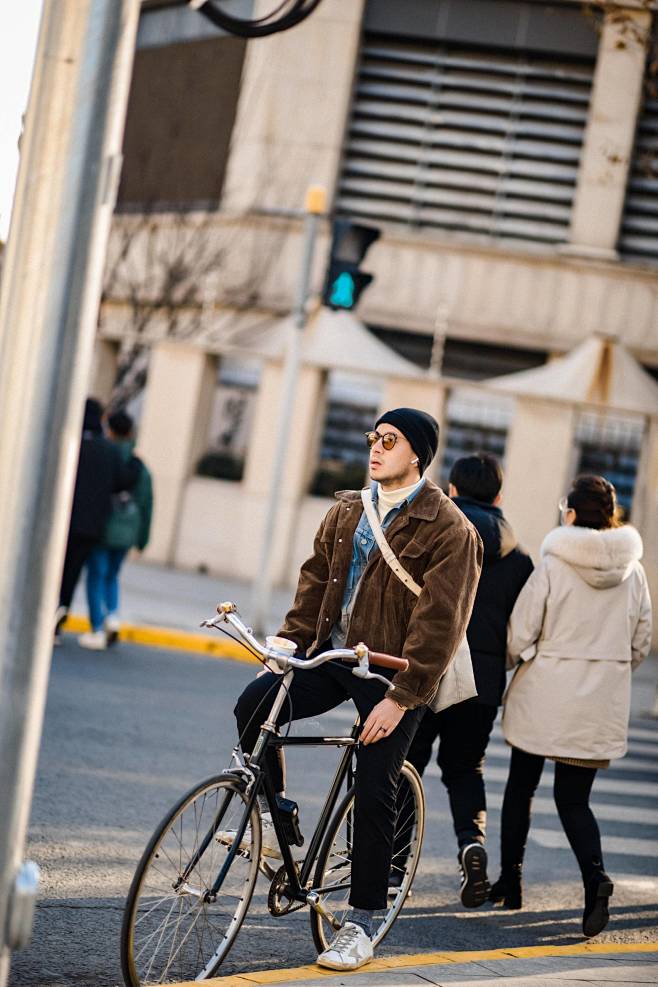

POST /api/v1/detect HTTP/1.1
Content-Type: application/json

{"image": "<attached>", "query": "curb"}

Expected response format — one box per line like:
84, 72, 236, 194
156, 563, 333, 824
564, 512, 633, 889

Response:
63, 614, 258, 664
165, 942, 658, 986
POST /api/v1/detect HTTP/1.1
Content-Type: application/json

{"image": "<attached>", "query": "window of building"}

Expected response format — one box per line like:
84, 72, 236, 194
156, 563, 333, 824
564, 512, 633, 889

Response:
337, 1, 597, 249
196, 357, 260, 482
438, 389, 513, 489
619, 84, 658, 265
368, 325, 548, 378
572, 412, 644, 520
310, 372, 383, 498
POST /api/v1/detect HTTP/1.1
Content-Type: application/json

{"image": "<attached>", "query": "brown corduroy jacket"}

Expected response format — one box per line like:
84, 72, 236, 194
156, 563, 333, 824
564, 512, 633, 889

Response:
279, 480, 483, 709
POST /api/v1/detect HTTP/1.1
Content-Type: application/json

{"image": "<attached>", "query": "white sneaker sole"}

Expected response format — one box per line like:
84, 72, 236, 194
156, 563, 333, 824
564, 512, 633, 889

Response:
316, 953, 373, 972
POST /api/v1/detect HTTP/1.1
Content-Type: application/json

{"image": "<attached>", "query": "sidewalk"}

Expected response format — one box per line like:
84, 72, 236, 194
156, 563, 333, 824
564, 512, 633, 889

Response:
71, 557, 293, 636
173, 943, 658, 986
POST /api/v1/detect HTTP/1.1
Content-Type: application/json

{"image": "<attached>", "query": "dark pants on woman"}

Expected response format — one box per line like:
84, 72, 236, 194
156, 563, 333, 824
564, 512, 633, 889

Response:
501, 746, 604, 882
234, 661, 423, 910
405, 698, 498, 848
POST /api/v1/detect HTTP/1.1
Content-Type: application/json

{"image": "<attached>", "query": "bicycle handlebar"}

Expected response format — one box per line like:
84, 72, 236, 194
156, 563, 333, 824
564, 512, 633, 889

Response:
201, 602, 409, 677
366, 650, 408, 671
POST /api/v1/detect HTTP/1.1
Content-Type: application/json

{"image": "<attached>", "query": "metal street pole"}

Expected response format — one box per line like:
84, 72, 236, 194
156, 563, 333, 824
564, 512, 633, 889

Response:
250, 186, 326, 634
0, 3, 140, 982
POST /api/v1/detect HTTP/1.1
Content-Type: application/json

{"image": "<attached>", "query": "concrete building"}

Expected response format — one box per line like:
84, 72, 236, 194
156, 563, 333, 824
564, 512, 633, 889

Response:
92, 0, 658, 640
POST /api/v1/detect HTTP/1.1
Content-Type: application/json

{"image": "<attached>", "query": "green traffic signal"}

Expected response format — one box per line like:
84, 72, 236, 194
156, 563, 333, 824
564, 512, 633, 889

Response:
322, 219, 380, 311
329, 272, 356, 309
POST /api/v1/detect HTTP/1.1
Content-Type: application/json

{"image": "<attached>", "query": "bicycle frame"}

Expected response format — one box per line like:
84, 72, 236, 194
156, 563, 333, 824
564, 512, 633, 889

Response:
208, 667, 360, 911
193, 602, 409, 920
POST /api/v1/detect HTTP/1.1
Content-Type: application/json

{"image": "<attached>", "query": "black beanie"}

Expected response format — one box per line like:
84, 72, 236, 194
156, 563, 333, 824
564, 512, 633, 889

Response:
374, 407, 439, 475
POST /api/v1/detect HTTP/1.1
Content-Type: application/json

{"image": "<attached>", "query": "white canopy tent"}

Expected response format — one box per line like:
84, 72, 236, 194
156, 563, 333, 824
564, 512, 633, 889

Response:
486, 333, 658, 417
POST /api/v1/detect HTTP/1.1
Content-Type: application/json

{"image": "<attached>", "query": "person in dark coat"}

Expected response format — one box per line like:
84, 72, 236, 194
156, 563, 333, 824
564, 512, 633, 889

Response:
402, 453, 533, 908
79, 409, 153, 650
55, 398, 137, 640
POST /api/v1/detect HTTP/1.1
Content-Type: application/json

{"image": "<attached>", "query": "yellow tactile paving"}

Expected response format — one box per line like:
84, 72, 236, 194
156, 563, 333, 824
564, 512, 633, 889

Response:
167, 941, 658, 987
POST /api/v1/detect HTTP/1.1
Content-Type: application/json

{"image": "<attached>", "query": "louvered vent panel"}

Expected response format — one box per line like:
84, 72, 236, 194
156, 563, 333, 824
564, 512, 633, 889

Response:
619, 93, 658, 264
336, 36, 594, 246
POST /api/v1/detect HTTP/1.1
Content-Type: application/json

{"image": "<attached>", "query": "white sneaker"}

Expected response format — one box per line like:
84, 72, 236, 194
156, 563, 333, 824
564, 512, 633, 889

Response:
216, 811, 282, 860
316, 922, 374, 971
78, 630, 107, 651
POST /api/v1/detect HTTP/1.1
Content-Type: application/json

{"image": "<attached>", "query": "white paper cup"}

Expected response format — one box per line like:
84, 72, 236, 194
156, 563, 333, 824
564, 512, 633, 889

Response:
265, 635, 297, 656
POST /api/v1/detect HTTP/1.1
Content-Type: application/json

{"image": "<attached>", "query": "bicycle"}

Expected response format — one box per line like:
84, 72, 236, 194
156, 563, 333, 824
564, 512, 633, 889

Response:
120, 602, 425, 986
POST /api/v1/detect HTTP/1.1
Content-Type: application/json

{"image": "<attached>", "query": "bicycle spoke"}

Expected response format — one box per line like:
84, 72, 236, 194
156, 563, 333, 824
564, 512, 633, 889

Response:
122, 777, 260, 985
310, 764, 425, 955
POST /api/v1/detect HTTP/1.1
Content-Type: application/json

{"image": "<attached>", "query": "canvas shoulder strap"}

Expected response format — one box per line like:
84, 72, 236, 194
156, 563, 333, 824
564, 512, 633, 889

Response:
360, 488, 422, 598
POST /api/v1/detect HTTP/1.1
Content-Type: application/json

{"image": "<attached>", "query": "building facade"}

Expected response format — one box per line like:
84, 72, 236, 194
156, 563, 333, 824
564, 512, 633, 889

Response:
94, 0, 658, 636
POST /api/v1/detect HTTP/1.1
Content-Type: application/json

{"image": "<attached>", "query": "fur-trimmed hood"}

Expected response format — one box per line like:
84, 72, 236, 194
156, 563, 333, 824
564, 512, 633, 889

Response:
541, 524, 644, 589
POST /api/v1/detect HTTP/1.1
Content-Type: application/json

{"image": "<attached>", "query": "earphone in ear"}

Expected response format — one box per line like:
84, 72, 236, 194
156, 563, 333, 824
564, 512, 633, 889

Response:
411, 458, 419, 465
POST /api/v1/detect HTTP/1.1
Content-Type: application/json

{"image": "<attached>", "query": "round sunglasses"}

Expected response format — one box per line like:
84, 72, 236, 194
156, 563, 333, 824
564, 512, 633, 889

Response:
365, 430, 399, 451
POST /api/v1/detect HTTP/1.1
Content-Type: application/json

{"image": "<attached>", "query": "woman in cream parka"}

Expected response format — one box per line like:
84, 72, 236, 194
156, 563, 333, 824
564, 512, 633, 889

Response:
490, 475, 652, 939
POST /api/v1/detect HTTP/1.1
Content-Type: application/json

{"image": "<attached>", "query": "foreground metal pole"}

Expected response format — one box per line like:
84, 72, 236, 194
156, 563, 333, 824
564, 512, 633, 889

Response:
0, 3, 140, 981
250, 186, 326, 634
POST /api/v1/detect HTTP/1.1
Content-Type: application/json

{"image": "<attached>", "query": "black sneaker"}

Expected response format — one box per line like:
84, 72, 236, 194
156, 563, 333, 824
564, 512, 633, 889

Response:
459, 843, 490, 908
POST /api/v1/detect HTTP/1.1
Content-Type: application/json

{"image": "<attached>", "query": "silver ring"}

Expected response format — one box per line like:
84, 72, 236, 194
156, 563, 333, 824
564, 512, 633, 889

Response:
379, 726, 387, 732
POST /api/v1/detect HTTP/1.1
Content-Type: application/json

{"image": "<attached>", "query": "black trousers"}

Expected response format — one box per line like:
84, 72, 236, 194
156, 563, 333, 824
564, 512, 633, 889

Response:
59, 534, 98, 610
234, 662, 423, 910
500, 746, 604, 883
404, 698, 498, 848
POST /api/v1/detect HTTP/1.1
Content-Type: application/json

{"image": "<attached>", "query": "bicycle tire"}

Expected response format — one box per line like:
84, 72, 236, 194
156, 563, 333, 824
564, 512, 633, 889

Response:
309, 760, 425, 953
121, 773, 261, 986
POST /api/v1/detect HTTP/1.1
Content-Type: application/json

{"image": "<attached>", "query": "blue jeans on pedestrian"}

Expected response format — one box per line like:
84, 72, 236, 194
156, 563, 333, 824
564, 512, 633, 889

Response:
85, 546, 128, 631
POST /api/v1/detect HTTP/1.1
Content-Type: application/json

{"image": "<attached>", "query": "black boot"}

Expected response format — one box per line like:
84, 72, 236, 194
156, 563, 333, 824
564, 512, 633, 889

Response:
582, 871, 613, 938
488, 865, 522, 909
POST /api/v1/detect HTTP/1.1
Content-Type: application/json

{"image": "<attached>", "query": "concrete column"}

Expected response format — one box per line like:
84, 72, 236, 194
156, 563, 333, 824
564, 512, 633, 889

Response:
243, 361, 285, 497
89, 338, 119, 404
379, 376, 447, 481
502, 398, 577, 562
243, 359, 326, 582
566, 8, 650, 259
222, 0, 365, 213
635, 418, 658, 650
139, 341, 217, 563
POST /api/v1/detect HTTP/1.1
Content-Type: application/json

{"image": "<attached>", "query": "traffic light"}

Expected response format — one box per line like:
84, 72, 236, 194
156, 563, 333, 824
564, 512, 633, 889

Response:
322, 219, 380, 311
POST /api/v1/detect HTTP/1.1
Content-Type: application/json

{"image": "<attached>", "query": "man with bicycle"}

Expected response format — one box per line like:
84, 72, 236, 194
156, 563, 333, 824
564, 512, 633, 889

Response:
234, 407, 483, 970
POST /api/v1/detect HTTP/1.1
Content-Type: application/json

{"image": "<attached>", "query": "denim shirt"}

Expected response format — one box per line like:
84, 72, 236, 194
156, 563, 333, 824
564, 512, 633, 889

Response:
331, 479, 425, 648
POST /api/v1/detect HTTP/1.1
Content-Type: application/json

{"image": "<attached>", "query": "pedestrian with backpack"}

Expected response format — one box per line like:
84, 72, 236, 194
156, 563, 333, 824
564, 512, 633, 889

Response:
79, 410, 153, 651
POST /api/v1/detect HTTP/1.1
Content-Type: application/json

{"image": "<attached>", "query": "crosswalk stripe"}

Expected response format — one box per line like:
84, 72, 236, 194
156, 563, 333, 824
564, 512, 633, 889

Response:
531, 828, 658, 857
622, 739, 658, 757
485, 741, 658, 775
483, 792, 658, 826
426, 762, 658, 798
627, 725, 658, 742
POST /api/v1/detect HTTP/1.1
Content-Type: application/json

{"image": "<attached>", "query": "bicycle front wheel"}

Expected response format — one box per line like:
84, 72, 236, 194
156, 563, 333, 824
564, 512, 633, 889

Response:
309, 760, 425, 953
121, 774, 261, 986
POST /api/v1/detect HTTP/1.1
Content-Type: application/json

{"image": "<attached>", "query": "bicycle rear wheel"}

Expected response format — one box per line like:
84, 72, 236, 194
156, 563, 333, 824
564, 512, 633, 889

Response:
309, 760, 424, 953
121, 774, 261, 986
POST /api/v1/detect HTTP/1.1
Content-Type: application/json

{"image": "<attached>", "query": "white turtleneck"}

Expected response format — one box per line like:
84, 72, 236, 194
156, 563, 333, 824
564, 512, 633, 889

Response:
376, 477, 424, 521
